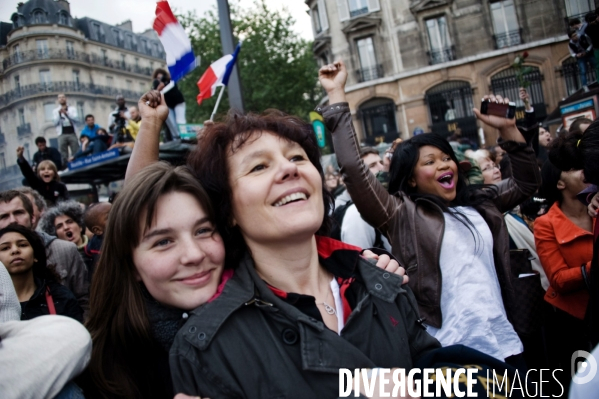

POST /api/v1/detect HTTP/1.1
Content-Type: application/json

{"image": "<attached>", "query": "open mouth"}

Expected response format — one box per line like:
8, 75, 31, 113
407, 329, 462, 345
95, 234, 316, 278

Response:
65, 231, 73, 239
437, 172, 455, 189
273, 192, 308, 207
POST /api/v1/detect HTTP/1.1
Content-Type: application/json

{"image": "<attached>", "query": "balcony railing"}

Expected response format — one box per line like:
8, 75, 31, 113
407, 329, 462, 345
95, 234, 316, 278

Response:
564, 12, 593, 31
428, 46, 455, 65
350, 7, 369, 18
356, 64, 383, 83
2, 49, 153, 77
0, 81, 146, 108
17, 123, 31, 137
493, 29, 522, 49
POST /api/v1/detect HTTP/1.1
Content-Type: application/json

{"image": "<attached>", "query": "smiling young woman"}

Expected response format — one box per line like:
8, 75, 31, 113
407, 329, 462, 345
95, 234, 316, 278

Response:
319, 60, 541, 367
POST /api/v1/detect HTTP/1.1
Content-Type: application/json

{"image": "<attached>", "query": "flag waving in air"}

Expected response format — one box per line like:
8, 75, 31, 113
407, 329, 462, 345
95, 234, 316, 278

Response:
197, 42, 242, 105
153, 0, 196, 82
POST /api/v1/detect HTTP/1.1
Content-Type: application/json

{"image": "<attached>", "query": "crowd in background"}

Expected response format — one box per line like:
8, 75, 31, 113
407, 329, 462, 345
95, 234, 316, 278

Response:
0, 43, 598, 399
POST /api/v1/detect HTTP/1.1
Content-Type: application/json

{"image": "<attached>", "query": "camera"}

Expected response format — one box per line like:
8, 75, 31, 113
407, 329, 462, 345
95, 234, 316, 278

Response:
480, 100, 516, 119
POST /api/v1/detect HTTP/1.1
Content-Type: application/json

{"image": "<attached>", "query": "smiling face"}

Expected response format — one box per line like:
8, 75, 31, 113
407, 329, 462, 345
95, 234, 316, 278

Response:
408, 145, 459, 202
132, 191, 225, 310
38, 165, 55, 183
478, 157, 502, 184
0, 232, 35, 276
54, 214, 83, 246
227, 131, 324, 245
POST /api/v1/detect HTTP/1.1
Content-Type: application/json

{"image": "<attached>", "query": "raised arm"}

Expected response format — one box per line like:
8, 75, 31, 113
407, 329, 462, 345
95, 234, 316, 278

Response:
16, 146, 41, 191
473, 94, 541, 213
124, 90, 168, 184
318, 61, 400, 233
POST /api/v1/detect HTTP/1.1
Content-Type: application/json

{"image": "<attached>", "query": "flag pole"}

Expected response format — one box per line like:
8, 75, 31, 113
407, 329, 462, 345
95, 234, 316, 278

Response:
210, 84, 226, 121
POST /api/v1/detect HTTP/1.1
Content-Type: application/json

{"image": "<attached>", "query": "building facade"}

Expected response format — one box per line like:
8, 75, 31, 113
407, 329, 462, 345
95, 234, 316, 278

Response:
0, 0, 166, 189
306, 0, 598, 146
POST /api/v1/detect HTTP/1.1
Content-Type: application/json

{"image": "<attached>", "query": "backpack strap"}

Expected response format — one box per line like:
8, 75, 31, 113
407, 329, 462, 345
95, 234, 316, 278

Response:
45, 286, 57, 315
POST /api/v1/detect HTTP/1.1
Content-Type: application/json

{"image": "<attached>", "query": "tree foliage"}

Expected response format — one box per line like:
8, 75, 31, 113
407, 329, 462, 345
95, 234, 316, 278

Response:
178, 1, 321, 123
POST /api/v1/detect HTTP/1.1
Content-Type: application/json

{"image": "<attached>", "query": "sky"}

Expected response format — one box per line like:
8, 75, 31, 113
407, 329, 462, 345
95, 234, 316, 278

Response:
0, 0, 313, 39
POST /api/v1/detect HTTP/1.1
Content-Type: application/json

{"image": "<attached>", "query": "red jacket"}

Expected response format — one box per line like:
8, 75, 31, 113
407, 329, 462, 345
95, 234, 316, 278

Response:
534, 202, 593, 319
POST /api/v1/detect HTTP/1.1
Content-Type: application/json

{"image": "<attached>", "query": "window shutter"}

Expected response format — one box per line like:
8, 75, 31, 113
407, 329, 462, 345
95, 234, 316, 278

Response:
337, 0, 350, 22
367, 0, 381, 12
319, 0, 329, 32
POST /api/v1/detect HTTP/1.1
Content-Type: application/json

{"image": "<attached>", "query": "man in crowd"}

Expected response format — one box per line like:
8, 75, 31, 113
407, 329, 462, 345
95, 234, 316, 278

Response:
108, 94, 131, 135
569, 29, 596, 87
14, 187, 46, 230
0, 190, 88, 313
80, 114, 100, 140
126, 106, 142, 141
32, 137, 62, 171
338, 147, 392, 251
52, 93, 80, 168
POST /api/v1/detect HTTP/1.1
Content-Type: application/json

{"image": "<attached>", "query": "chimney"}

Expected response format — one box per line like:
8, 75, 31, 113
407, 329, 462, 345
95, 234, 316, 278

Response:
55, 0, 71, 14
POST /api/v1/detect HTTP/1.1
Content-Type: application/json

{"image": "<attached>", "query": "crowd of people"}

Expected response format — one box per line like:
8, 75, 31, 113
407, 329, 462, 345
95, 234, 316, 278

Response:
0, 55, 598, 399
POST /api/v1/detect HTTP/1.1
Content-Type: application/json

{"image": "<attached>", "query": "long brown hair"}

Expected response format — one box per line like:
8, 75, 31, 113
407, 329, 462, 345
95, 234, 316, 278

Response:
85, 162, 215, 398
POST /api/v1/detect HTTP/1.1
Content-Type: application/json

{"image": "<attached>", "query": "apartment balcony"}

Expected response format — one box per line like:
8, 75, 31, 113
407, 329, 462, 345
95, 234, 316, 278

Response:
427, 46, 455, 65
17, 123, 31, 137
0, 81, 146, 108
356, 64, 383, 83
1, 49, 153, 77
350, 7, 369, 18
493, 29, 522, 49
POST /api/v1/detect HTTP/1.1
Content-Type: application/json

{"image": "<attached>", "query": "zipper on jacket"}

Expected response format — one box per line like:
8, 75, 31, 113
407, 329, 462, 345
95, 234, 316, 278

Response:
244, 297, 274, 307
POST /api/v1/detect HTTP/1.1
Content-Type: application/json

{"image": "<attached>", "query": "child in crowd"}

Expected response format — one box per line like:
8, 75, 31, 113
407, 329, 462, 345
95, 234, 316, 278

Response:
82, 201, 112, 281
16, 147, 68, 206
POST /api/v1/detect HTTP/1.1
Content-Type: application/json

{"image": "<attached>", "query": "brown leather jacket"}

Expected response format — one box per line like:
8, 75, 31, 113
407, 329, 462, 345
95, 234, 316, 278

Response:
320, 103, 541, 328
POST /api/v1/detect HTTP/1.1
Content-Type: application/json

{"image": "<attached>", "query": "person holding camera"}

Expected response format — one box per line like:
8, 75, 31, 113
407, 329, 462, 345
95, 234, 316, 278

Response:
107, 95, 131, 135
52, 93, 80, 168
152, 68, 185, 141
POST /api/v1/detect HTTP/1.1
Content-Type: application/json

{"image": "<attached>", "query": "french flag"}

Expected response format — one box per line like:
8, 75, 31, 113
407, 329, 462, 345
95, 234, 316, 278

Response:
197, 42, 241, 105
153, 1, 196, 82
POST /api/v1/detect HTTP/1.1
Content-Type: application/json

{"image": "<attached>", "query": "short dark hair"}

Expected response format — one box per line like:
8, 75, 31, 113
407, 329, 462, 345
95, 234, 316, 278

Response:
14, 187, 47, 213
569, 117, 593, 134
152, 68, 170, 80
539, 160, 563, 208
85, 114, 94, 120
187, 109, 333, 269
549, 122, 599, 186
35, 136, 46, 145
359, 146, 380, 159
585, 12, 597, 23
568, 29, 578, 38
569, 18, 581, 27
0, 190, 34, 219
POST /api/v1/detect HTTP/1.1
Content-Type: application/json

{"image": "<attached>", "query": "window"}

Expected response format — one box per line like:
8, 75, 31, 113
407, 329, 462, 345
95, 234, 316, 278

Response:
36, 39, 49, 59
140, 82, 146, 92
337, 0, 380, 22
66, 40, 75, 58
33, 10, 46, 24
18, 108, 26, 126
24, 143, 30, 162
112, 29, 122, 45
425, 81, 478, 142
44, 103, 55, 121
491, 0, 521, 48
565, 0, 594, 17
39, 70, 52, 90
0, 153, 6, 171
73, 70, 80, 90
152, 43, 160, 57
491, 66, 547, 120
93, 23, 104, 41
101, 49, 108, 66
106, 76, 114, 87
356, 37, 380, 82
58, 11, 69, 26
12, 44, 22, 63
141, 39, 148, 53
312, 0, 329, 35
426, 16, 453, 64
125, 34, 133, 50
77, 102, 85, 121
13, 75, 21, 92
358, 98, 399, 145
120, 54, 126, 69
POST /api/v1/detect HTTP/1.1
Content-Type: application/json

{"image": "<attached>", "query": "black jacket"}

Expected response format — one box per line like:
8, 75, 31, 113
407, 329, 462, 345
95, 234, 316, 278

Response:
17, 157, 69, 206
20, 277, 83, 322
170, 237, 440, 398
32, 147, 63, 171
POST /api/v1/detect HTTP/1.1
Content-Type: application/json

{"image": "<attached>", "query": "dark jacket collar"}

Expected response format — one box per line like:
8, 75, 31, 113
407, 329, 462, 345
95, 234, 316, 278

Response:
186, 237, 404, 350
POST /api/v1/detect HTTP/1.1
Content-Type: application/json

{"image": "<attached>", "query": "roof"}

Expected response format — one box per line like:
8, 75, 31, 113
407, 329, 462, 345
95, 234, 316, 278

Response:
59, 141, 195, 185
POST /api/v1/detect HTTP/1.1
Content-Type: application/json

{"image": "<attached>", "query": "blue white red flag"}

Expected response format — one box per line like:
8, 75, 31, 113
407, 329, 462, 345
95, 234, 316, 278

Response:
153, 0, 196, 82
197, 42, 242, 105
